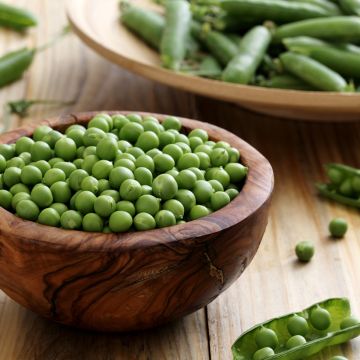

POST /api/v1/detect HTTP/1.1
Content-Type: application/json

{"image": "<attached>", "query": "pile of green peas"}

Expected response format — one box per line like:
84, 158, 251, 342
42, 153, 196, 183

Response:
253, 307, 358, 360
0, 113, 248, 233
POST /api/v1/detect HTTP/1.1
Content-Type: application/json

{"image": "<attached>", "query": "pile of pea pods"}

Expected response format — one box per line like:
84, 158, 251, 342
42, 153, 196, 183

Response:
232, 298, 360, 360
120, 0, 360, 92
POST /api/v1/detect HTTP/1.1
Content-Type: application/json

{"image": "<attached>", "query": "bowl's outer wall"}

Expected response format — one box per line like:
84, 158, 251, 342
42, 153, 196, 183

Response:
0, 112, 273, 331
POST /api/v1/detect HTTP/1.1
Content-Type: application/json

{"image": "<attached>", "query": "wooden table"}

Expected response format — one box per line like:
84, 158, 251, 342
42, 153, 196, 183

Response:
0, 1, 359, 359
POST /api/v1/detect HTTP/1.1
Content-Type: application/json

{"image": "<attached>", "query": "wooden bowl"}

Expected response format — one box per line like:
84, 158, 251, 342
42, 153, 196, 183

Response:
66, 0, 360, 122
0, 111, 273, 332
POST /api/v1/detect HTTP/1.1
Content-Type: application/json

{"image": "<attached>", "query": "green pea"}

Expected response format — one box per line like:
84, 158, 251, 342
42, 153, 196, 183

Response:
189, 136, 203, 151
60, 210, 83, 230
166, 168, 179, 178
152, 174, 178, 200
253, 347, 275, 360
116, 200, 136, 216
135, 131, 160, 152
16, 199, 39, 221
134, 167, 153, 186
0, 189, 13, 209
295, 241, 315, 262
6, 157, 25, 169
287, 315, 309, 336
18, 152, 31, 165
98, 179, 111, 193
31, 184, 53, 208
33, 126, 52, 141
310, 306, 331, 330
352, 176, 360, 193
66, 125, 86, 134
154, 153, 175, 173
10, 183, 29, 195
127, 147, 145, 159
120, 179, 142, 201
83, 127, 106, 146
50, 203, 68, 216
112, 114, 130, 130
208, 179, 224, 192
163, 199, 184, 220
38, 208, 60, 227
159, 131, 176, 148
175, 189, 196, 212
119, 122, 144, 143
109, 167, 134, 189
0, 154, 6, 173
228, 147, 240, 163
155, 209, 176, 228
117, 140, 132, 152
327, 167, 344, 185
96, 136, 118, 160
135, 154, 155, 172
126, 113, 142, 123
189, 167, 205, 181
15, 136, 34, 155
94, 195, 116, 217
210, 148, 229, 167
81, 176, 99, 193
83, 146, 97, 158
109, 211, 133, 232
114, 158, 136, 171
92, 160, 113, 179
255, 327, 279, 349
75, 190, 96, 214
340, 316, 360, 329
146, 148, 162, 158
189, 205, 211, 220
134, 212, 156, 231
189, 128, 208, 142
3, 167, 21, 187
211, 191, 230, 211
42, 130, 64, 148
193, 180, 214, 204
33, 160, 51, 175
226, 188, 239, 200
31, 141, 53, 161
81, 155, 99, 174
162, 116, 181, 131
329, 218, 348, 238
136, 194, 160, 216
53, 161, 76, 177
43, 168, 66, 186
339, 178, 353, 196
88, 116, 109, 132
195, 144, 212, 156
83, 213, 104, 232
0, 144, 15, 161
197, 152, 211, 170
207, 167, 230, 188
66, 128, 85, 147
286, 335, 306, 349
177, 153, 200, 170
19, 165, 41, 186
175, 133, 190, 145
163, 144, 183, 162
225, 163, 248, 183
11, 192, 30, 209
101, 189, 120, 203
69, 169, 89, 191
49, 157, 64, 167
50, 181, 72, 203
176, 169, 197, 189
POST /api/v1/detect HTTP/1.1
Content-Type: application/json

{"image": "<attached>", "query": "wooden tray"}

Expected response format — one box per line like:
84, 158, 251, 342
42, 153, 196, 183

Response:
66, 0, 360, 122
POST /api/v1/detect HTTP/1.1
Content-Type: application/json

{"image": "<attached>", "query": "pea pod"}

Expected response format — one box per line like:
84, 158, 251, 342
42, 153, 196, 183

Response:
274, 16, 360, 42
191, 22, 239, 66
183, 56, 223, 78
220, 0, 331, 24
316, 183, 360, 208
232, 298, 360, 360
260, 74, 317, 91
223, 26, 271, 84
339, 0, 360, 15
0, 48, 35, 88
0, 1, 37, 30
279, 52, 348, 92
287, 0, 342, 15
161, 0, 192, 70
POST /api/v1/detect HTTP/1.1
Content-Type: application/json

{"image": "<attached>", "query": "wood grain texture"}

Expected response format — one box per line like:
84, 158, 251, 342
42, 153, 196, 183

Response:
66, 0, 360, 122
0, 0, 360, 359
0, 112, 273, 332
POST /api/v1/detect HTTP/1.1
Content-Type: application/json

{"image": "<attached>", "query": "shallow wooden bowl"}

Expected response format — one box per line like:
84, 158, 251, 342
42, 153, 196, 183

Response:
66, 0, 360, 122
0, 111, 273, 332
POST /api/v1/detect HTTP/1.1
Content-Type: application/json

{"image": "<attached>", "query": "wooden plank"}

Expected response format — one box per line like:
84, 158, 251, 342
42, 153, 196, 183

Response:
0, 1, 209, 359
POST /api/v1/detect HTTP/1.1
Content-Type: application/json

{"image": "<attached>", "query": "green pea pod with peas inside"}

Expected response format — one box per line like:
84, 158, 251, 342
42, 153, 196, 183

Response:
0, 1, 37, 30
259, 74, 317, 91
274, 16, 360, 42
223, 26, 271, 84
287, 0, 342, 15
161, 0, 192, 70
279, 52, 349, 92
232, 298, 360, 360
339, 0, 360, 15
191, 22, 238, 66
220, 0, 331, 24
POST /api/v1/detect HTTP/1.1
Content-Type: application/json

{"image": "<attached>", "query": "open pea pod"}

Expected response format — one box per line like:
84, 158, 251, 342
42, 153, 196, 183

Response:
232, 298, 360, 360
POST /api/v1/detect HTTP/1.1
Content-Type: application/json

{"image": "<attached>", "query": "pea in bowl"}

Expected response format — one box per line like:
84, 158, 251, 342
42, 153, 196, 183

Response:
0, 112, 273, 332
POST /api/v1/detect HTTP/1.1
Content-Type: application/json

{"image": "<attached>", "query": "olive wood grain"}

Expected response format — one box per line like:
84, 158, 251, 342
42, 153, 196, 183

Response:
0, 111, 273, 332
66, 0, 360, 122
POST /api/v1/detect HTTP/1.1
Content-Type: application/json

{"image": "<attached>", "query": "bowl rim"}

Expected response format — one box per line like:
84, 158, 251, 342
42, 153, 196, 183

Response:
0, 111, 274, 253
